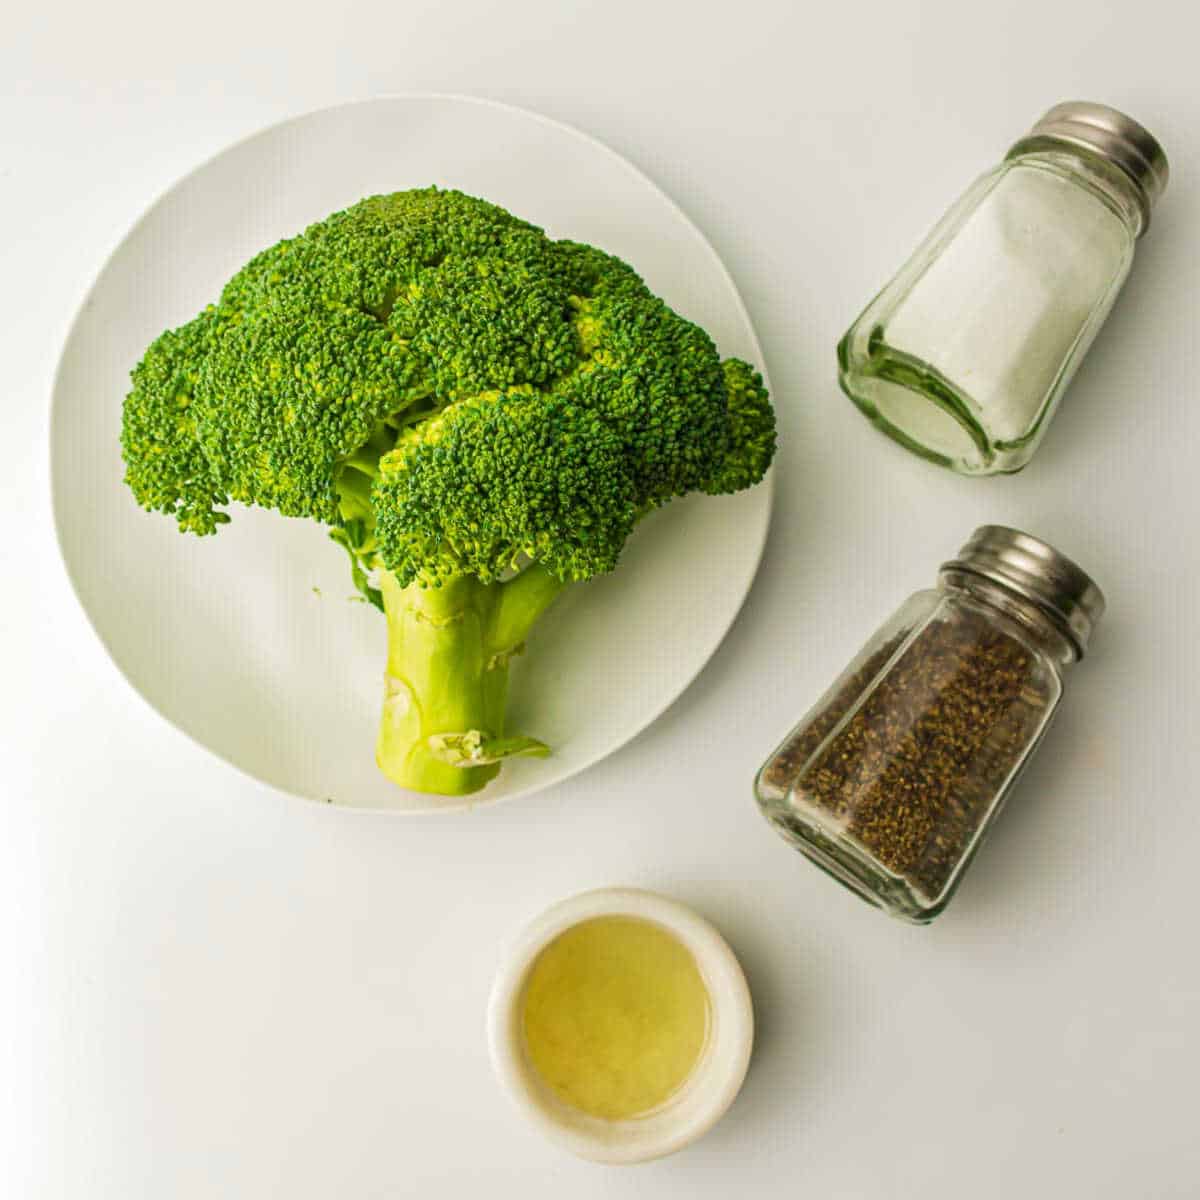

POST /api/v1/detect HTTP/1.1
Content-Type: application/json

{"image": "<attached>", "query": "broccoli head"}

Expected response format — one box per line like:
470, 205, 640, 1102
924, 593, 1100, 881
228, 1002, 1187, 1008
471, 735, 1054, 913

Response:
121, 188, 776, 796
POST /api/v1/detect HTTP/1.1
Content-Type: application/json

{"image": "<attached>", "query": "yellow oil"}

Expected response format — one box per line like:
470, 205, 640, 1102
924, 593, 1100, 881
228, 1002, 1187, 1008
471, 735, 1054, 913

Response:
520, 916, 710, 1121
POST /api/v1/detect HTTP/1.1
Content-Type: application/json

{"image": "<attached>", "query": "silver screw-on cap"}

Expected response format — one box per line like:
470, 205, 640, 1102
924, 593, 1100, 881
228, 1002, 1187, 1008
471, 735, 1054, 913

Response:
940, 526, 1106, 658
1007, 101, 1168, 234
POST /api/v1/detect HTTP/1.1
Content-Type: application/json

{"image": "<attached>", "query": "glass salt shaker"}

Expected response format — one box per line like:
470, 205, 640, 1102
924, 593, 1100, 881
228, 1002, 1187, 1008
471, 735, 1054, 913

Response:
754, 527, 1104, 923
838, 102, 1168, 475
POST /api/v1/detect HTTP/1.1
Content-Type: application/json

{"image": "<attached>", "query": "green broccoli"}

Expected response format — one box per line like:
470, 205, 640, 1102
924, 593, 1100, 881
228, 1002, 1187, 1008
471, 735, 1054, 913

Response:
122, 188, 775, 796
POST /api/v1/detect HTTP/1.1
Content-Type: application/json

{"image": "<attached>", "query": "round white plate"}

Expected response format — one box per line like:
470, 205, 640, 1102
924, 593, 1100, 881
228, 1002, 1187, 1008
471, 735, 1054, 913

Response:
51, 94, 773, 812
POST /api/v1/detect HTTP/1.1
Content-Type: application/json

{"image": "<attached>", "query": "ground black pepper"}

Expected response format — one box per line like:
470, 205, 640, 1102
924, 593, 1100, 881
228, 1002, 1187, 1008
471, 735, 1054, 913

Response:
758, 630, 911, 799
763, 604, 1054, 902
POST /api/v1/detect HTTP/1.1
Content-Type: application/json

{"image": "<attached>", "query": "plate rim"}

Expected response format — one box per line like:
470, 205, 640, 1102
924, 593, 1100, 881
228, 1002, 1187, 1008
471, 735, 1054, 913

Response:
49, 91, 775, 815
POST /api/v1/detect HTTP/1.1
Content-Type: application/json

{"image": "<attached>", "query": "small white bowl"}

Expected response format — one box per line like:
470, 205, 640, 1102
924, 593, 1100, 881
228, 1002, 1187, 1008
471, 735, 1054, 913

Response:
487, 887, 754, 1164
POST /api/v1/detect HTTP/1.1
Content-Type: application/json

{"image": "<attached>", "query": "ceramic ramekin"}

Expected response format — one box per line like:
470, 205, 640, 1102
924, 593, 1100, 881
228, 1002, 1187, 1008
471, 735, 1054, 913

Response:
486, 887, 754, 1164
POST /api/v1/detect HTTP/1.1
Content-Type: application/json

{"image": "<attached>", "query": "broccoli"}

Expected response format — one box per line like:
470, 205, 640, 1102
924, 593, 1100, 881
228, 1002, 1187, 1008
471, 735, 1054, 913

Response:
122, 188, 775, 796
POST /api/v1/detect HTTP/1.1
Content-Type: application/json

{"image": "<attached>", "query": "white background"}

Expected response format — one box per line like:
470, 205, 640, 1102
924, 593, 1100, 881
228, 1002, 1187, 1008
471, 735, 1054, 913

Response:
3, 1, 1198, 1196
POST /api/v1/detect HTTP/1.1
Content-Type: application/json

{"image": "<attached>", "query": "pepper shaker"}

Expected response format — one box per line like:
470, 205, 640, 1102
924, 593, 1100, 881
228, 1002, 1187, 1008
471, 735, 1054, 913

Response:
755, 527, 1105, 922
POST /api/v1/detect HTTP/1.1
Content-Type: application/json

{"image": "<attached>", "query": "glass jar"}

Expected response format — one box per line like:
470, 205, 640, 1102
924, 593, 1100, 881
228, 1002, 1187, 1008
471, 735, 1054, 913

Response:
755, 527, 1105, 923
838, 102, 1168, 475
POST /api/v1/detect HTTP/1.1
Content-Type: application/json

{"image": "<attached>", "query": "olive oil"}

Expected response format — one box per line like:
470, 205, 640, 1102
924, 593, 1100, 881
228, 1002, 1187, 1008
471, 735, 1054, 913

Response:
520, 916, 710, 1121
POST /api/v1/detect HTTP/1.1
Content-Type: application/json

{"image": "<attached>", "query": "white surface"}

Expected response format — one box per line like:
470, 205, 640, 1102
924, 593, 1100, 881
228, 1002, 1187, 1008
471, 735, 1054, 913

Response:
3, 2, 1199, 1196
487, 888, 753, 1163
50, 95, 773, 812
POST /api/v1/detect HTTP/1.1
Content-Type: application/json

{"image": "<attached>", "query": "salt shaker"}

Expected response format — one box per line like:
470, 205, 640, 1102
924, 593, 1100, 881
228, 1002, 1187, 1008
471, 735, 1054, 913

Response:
754, 527, 1105, 923
838, 102, 1168, 475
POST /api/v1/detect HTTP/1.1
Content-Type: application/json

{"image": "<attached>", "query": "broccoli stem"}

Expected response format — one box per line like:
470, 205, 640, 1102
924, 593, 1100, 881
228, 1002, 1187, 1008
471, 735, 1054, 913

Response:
489, 562, 569, 655
376, 566, 567, 795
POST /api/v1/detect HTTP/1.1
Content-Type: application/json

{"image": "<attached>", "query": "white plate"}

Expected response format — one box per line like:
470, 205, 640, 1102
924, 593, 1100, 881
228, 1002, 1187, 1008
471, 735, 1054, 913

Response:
50, 94, 773, 812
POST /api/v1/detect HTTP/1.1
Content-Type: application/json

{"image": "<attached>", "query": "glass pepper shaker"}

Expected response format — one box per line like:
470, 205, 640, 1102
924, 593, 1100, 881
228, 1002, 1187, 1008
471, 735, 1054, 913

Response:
754, 527, 1104, 923
838, 102, 1168, 475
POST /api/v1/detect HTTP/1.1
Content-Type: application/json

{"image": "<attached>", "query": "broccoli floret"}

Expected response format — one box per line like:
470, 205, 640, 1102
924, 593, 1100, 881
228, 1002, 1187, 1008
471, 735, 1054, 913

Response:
374, 391, 637, 587
121, 187, 776, 796
120, 310, 229, 535
702, 360, 777, 495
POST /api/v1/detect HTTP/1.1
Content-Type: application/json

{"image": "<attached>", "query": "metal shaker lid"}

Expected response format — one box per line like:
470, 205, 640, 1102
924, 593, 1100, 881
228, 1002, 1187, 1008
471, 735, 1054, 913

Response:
1007, 101, 1168, 234
941, 526, 1106, 658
